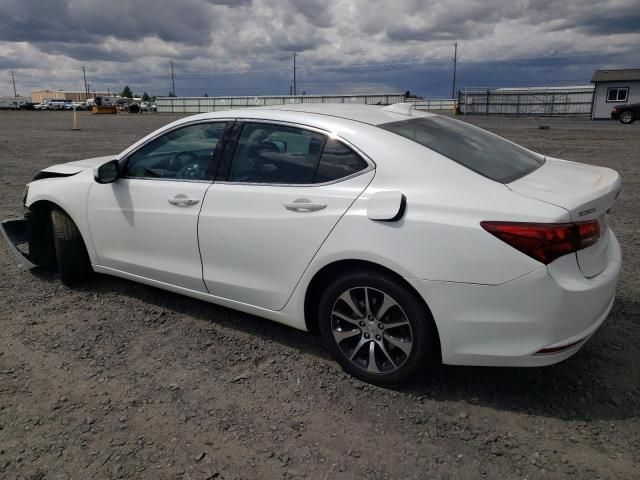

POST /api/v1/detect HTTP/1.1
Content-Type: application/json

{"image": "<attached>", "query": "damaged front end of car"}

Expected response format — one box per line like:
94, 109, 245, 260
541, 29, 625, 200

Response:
1, 183, 57, 270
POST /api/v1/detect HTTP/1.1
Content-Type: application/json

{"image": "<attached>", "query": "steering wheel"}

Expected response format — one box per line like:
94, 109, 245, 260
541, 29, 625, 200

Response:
176, 162, 204, 180
169, 151, 199, 170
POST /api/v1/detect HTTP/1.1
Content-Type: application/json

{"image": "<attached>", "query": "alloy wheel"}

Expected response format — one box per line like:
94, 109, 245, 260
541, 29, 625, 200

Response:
330, 287, 413, 374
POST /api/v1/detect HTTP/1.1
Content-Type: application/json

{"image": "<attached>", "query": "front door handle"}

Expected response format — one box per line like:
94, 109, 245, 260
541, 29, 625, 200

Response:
168, 195, 200, 206
284, 199, 327, 212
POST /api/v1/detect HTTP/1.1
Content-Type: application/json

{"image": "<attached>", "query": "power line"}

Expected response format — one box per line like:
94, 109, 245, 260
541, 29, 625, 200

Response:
175, 76, 591, 92
451, 42, 458, 99
176, 81, 396, 91
173, 59, 440, 77
82, 65, 88, 97
170, 60, 176, 96
176, 66, 287, 76
32, 50, 601, 98
168, 50, 617, 79
293, 52, 297, 96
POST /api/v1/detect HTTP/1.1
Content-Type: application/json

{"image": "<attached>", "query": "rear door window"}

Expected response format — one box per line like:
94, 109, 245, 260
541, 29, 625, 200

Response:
378, 116, 544, 183
228, 123, 325, 184
226, 123, 370, 185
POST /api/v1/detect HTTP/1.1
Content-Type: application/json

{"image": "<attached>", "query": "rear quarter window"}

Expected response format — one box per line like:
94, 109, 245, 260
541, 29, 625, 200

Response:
315, 138, 368, 183
378, 116, 544, 183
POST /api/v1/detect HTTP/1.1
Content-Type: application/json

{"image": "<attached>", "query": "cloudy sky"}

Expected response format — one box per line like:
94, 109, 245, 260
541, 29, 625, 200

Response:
1, 0, 639, 98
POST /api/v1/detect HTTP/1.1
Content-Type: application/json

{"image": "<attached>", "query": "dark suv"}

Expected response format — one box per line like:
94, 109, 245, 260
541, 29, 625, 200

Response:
611, 103, 639, 124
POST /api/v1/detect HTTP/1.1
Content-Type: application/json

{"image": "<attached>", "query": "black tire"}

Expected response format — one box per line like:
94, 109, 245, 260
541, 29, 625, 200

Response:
619, 111, 635, 124
318, 269, 438, 386
27, 207, 56, 270
50, 208, 93, 285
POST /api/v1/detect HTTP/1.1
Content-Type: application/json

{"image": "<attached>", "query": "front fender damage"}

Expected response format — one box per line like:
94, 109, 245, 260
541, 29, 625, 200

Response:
0, 217, 38, 268
1, 206, 55, 270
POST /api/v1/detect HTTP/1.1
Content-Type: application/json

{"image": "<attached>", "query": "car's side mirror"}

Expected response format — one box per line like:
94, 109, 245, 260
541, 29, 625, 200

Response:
94, 159, 120, 184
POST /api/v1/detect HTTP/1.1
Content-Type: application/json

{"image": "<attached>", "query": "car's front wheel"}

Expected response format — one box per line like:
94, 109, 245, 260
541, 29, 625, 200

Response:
318, 270, 438, 386
619, 111, 635, 124
51, 208, 93, 286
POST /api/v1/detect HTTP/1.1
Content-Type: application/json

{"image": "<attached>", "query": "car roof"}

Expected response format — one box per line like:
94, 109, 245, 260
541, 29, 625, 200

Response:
255, 103, 436, 126
185, 103, 436, 128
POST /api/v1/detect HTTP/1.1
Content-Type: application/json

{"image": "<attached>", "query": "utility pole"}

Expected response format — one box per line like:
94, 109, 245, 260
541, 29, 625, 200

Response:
170, 60, 176, 96
82, 65, 88, 97
451, 42, 458, 99
293, 52, 297, 96
11, 71, 17, 97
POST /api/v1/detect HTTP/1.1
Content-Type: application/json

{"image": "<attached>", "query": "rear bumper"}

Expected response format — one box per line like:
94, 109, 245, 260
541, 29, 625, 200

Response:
408, 230, 621, 367
0, 218, 38, 269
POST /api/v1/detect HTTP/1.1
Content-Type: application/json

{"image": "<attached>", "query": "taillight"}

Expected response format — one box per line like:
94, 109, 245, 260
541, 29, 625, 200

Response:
480, 220, 600, 264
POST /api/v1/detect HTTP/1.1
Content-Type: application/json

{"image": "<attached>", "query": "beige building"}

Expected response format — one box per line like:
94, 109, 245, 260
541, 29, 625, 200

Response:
31, 90, 110, 103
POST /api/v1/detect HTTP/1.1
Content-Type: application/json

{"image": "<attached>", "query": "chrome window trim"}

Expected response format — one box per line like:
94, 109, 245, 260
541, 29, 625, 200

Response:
214, 168, 373, 188
119, 177, 213, 184
222, 117, 376, 187
119, 118, 234, 183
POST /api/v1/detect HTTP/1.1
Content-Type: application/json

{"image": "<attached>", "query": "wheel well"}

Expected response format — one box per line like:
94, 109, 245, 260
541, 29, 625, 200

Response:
26, 200, 58, 269
303, 259, 441, 359
29, 200, 62, 226
27, 200, 88, 269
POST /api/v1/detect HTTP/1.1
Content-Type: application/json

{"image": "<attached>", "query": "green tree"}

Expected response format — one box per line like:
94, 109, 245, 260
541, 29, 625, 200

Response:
142, 91, 150, 102
121, 85, 133, 98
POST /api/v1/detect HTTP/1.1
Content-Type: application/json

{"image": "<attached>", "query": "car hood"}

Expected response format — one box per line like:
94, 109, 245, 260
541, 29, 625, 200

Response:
613, 103, 640, 109
39, 155, 117, 175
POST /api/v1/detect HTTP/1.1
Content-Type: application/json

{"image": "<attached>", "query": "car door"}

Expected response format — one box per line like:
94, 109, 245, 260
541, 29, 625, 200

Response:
198, 120, 375, 310
88, 121, 230, 292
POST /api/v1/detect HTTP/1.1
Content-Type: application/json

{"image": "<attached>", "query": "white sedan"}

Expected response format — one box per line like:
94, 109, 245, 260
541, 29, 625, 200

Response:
1, 103, 621, 385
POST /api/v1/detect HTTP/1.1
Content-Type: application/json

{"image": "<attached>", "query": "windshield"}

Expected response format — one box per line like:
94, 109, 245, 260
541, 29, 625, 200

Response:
378, 116, 544, 183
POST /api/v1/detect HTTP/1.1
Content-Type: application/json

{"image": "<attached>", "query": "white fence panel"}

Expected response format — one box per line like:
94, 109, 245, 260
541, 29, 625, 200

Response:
458, 88, 594, 117
412, 99, 456, 111
157, 93, 407, 113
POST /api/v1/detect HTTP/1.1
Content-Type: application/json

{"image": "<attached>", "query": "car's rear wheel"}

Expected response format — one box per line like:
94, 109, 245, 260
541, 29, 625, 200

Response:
619, 111, 635, 124
51, 208, 93, 286
318, 270, 437, 386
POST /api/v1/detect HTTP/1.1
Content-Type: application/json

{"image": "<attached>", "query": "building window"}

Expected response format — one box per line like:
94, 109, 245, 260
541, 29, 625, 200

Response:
606, 87, 628, 102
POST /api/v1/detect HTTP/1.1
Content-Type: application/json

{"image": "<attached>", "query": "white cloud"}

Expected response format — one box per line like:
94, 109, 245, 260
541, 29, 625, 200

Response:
1, 0, 639, 96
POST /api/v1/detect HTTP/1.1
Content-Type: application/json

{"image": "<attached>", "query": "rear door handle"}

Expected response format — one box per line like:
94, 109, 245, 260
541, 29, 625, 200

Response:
168, 195, 200, 206
284, 200, 327, 212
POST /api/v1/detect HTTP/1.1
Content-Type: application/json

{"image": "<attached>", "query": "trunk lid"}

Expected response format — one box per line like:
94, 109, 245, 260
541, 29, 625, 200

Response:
508, 157, 620, 277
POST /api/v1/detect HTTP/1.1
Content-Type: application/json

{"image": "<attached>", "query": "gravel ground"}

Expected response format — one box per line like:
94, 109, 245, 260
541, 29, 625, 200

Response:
0, 111, 638, 480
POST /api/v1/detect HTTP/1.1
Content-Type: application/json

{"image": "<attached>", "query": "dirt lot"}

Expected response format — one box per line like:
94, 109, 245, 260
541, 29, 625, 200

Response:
0, 111, 638, 480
